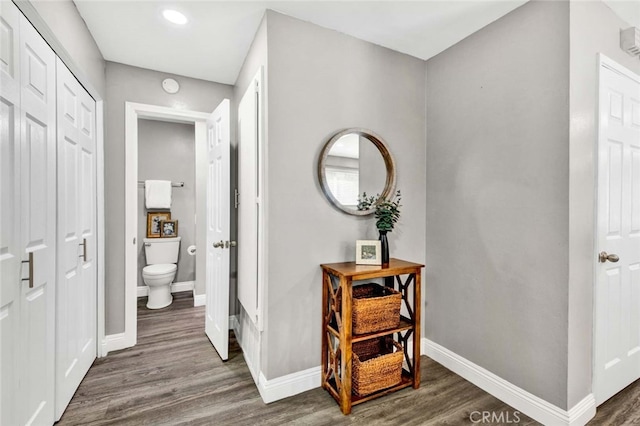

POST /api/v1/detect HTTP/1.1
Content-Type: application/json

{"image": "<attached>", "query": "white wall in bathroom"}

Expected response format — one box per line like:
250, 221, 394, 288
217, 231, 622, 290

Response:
137, 119, 196, 287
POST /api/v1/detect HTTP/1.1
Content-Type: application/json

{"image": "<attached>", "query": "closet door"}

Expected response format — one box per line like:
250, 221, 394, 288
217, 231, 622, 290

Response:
55, 58, 97, 419
17, 10, 57, 426
0, 3, 22, 425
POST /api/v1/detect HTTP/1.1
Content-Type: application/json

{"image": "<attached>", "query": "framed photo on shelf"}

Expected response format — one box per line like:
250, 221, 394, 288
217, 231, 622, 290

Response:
147, 212, 171, 238
355, 240, 381, 265
160, 220, 178, 238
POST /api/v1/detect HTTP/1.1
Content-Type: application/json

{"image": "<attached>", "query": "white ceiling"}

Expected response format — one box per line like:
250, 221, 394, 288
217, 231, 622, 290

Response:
73, 0, 639, 86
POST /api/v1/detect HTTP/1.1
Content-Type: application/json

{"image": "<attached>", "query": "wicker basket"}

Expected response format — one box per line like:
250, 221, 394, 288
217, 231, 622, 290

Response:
352, 283, 401, 334
352, 337, 404, 396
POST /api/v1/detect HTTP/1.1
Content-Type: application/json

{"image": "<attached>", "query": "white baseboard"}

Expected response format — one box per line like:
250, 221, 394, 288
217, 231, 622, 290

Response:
229, 315, 238, 331
193, 290, 206, 307
102, 332, 128, 356
244, 349, 260, 385
258, 366, 321, 404
172, 280, 195, 293
422, 338, 596, 426
137, 281, 195, 298
567, 395, 598, 426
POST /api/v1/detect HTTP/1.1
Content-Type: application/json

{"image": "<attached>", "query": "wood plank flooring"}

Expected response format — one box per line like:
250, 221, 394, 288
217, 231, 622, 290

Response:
57, 292, 637, 425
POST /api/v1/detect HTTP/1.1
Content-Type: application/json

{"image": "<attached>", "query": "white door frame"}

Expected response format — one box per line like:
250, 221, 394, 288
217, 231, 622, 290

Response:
593, 53, 640, 403
96, 102, 106, 357
124, 102, 210, 348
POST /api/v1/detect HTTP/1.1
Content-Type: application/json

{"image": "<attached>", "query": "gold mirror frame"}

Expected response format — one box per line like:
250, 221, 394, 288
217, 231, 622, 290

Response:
318, 128, 396, 216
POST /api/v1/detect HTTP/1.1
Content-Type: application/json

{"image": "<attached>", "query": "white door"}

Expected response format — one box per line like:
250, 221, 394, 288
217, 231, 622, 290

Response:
18, 10, 58, 425
237, 72, 261, 326
205, 99, 230, 360
594, 58, 640, 405
0, 3, 22, 425
55, 57, 97, 419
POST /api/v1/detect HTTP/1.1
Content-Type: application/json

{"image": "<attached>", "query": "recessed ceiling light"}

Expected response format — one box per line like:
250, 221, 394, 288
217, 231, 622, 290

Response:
162, 9, 188, 25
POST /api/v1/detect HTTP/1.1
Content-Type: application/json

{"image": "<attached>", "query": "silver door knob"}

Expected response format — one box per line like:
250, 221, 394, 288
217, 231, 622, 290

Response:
213, 241, 224, 248
225, 240, 237, 248
599, 251, 619, 263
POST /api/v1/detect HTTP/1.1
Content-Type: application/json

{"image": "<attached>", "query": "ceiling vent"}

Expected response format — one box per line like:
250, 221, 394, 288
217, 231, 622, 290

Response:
621, 27, 640, 58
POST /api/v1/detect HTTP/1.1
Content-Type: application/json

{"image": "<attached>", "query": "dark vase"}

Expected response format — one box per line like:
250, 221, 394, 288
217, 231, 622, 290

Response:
379, 230, 389, 268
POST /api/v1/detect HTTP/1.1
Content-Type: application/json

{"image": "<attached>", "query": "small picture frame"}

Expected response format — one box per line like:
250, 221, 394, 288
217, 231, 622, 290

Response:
147, 212, 171, 238
160, 220, 178, 238
355, 240, 382, 265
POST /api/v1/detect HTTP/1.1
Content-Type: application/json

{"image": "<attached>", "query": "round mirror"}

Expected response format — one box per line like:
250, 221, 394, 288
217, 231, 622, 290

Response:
318, 128, 396, 216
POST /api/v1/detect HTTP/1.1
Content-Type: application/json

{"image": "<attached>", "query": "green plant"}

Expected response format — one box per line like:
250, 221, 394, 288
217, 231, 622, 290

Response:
357, 190, 402, 232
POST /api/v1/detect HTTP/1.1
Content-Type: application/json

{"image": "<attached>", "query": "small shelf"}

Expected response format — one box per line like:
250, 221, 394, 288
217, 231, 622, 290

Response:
352, 317, 413, 343
352, 370, 414, 405
321, 259, 424, 415
325, 370, 414, 406
326, 316, 413, 342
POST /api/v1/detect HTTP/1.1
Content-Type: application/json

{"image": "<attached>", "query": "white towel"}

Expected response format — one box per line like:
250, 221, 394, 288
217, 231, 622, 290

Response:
145, 180, 172, 209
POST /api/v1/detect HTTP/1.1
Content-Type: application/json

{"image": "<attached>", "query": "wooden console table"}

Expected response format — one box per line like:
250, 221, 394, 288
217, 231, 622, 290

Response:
320, 258, 424, 414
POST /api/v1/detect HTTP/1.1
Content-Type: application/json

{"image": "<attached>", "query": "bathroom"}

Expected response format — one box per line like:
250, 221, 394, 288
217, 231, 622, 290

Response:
137, 119, 196, 309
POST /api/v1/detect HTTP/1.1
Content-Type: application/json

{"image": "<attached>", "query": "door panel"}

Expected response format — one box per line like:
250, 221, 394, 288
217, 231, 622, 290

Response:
595, 62, 640, 405
18, 11, 56, 426
205, 99, 230, 360
237, 79, 259, 325
0, 3, 21, 424
55, 57, 97, 419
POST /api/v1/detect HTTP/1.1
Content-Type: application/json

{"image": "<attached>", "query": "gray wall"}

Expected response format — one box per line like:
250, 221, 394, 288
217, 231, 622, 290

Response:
425, 0, 570, 409
29, 0, 106, 98
567, 0, 640, 408
263, 11, 427, 379
105, 62, 233, 334
137, 120, 196, 287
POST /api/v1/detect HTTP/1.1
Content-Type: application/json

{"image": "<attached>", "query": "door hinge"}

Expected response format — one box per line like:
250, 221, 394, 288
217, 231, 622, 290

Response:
234, 189, 239, 209
254, 80, 260, 93
133, 237, 136, 245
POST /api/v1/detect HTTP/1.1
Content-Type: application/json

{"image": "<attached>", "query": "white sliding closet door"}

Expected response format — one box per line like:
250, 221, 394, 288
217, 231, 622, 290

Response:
0, 3, 22, 425
2, 3, 99, 423
11, 5, 57, 425
55, 58, 97, 419
19, 10, 57, 425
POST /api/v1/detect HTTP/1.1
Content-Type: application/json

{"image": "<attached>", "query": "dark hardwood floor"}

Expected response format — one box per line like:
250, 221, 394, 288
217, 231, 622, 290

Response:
57, 292, 638, 425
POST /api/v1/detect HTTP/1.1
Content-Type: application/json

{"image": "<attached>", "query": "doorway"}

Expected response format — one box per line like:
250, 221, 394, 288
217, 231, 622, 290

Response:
136, 119, 196, 305
123, 102, 230, 359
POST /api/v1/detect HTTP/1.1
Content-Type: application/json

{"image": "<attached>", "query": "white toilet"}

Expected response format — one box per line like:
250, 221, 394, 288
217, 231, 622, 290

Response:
142, 236, 181, 309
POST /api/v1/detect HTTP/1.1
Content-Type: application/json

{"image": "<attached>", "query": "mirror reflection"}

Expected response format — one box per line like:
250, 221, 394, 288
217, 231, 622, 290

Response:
319, 129, 395, 216
325, 134, 386, 209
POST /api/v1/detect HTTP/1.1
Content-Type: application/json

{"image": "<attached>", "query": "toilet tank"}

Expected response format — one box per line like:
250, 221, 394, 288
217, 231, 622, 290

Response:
144, 237, 181, 264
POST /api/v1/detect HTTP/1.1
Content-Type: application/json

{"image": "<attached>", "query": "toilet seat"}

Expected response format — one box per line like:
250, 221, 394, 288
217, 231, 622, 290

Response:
142, 263, 177, 309
143, 264, 177, 275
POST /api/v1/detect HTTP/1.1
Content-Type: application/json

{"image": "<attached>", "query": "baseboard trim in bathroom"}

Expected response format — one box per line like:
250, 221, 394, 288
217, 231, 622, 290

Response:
229, 315, 238, 331
137, 281, 195, 298
172, 281, 195, 293
102, 332, 127, 356
193, 291, 206, 307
